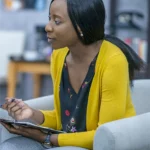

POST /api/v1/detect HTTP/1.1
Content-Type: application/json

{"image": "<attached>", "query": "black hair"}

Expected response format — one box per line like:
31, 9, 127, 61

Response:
50, 0, 144, 84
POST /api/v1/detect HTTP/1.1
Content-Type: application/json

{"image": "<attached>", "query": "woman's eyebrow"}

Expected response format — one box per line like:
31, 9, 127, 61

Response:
54, 14, 63, 19
49, 13, 63, 19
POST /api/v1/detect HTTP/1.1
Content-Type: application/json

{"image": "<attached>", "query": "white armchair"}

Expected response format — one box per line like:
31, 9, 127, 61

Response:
94, 79, 150, 150
0, 80, 150, 150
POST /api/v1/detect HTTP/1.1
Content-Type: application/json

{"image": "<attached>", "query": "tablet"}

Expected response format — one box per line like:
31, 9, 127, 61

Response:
0, 118, 65, 134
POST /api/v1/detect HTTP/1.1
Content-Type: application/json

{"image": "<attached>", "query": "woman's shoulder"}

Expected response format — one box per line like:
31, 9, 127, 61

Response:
101, 40, 127, 62
103, 40, 125, 56
97, 40, 128, 70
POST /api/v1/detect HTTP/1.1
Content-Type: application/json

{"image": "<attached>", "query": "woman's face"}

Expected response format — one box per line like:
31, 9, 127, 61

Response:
45, 0, 79, 49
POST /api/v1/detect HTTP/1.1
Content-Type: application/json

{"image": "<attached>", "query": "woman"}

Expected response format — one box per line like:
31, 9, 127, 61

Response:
0, 0, 143, 149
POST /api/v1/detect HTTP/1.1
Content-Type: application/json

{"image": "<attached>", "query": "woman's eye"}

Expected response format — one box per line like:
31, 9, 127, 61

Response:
54, 20, 61, 25
48, 16, 61, 25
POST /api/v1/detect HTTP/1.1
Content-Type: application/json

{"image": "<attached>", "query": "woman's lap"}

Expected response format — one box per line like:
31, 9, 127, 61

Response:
0, 136, 88, 150
0, 136, 44, 150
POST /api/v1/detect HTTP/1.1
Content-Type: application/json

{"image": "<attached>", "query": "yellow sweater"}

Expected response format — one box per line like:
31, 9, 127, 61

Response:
40, 40, 136, 149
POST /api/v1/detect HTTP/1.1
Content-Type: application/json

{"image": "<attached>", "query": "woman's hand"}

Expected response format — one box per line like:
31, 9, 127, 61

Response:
0, 122, 46, 143
0, 122, 59, 146
2, 97, 34, 121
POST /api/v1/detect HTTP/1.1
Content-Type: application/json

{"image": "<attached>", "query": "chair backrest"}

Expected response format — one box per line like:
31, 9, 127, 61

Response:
0, 30, 25, 78
131, 79, 150, 115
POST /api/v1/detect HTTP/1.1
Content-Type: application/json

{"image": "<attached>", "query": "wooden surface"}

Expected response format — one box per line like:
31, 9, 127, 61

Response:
7, 60, 149, 99
7, 61, 50, 98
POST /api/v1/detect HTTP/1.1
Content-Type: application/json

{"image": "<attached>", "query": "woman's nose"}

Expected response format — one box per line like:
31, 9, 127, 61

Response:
45, 22, 53, 33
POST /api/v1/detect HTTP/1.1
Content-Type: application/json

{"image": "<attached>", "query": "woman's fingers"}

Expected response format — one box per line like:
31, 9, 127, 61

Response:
7, 103, 18, 116
11, 105, 21, 113
7, 102, 18, 115
4, 98, 23, 118
2, 103, 8, 110
10, 100, 24, 112
13, 109, 22, 120
2, 98, 15, 109
16, 100, 25, 108
11, 108, 22, 119
2, 97, 15, 110
11, 103, 30, 120
2, 97, 33, 121
0, 122, 28, 136
0, 122, 19, 134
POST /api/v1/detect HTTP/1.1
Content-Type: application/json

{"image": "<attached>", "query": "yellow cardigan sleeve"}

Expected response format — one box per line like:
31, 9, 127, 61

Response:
58, 54, 133, 149
40, 110, 57, 129
98, 54, 135, 125
39, 53, 58, 129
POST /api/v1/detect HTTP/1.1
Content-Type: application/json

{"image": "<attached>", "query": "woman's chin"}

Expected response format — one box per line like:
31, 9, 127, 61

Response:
52, 44, 67, 50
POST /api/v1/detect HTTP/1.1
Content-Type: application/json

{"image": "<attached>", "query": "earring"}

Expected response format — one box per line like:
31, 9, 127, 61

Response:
80, 33, 84, 37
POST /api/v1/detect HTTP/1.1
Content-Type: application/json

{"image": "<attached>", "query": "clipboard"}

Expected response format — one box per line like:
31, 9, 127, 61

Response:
0, 118, 65, 134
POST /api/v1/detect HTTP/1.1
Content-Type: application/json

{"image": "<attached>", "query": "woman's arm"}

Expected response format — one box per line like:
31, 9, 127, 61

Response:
98, 54, 132, 125
39, 110, 57, 129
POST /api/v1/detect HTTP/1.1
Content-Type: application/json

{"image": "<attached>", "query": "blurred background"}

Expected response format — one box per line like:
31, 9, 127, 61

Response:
0, 0, 149, 104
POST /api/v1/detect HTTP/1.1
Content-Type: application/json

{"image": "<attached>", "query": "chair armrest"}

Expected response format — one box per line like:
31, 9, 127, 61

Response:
94, 112, 150, 150
24, 95, 54, 110
0, 95, 54, 144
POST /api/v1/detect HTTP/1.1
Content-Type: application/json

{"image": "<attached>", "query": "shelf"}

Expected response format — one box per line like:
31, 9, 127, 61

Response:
109, 0, 150, 79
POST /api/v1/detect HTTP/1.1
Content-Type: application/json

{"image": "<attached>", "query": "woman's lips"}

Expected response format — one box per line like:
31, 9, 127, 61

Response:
48, 38, 54, 43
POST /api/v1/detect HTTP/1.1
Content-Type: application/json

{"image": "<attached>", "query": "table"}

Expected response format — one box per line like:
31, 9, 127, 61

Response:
7, 58, 50, 98
7, 57, 150, 99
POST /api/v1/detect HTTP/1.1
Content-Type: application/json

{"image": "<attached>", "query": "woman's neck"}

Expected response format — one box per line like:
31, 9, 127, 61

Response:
68, 40, 103, 64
